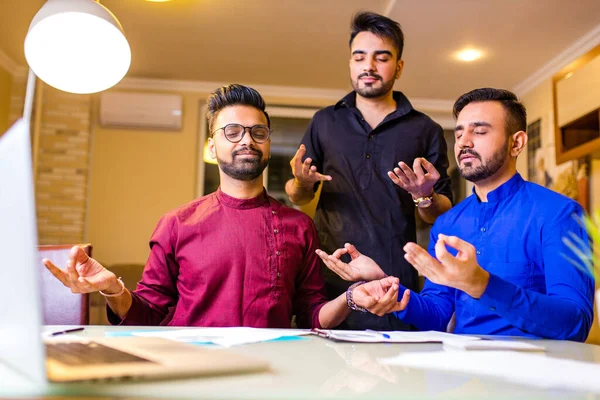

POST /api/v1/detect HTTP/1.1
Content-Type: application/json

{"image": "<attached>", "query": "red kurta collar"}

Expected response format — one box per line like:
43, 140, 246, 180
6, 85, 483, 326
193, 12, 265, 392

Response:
216, 187, 269, 210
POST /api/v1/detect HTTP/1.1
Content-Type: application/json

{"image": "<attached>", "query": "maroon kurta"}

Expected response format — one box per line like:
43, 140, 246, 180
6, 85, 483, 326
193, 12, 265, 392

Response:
108, 188, 328, 328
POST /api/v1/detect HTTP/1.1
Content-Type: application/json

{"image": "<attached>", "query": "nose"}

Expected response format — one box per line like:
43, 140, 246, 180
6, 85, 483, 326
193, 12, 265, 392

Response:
239, 127, 257, 145
457, 132, 473, 149
363, 57, 376, 72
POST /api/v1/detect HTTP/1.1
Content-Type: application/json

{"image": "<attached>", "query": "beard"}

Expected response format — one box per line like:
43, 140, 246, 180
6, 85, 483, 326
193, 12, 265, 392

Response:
351, 72, 396, 98
458, 139, 509, 183
217, 146, 269, 182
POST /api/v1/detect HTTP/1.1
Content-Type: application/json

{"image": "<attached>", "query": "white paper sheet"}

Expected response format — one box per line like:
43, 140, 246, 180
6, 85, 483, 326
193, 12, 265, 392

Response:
311, 329, 482, 344
131, 327, 310, 347
379, 350, 600, 392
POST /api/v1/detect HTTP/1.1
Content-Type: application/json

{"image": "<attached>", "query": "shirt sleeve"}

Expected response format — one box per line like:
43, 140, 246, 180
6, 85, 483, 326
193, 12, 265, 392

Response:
426, 122, 453, 204
107, 214, 180, 326
476, 204, 594, 342
292, 219, 328, 328
299, 114, 325, 192
393, 224, 456, 331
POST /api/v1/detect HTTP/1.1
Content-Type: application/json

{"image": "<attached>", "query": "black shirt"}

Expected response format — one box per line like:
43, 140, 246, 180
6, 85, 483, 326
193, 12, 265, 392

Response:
301, 91, 453, 331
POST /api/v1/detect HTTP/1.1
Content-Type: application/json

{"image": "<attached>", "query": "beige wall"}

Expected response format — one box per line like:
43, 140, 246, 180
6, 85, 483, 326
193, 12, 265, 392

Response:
519, 79, 554, 182
87, 91, 201, 266
0, 65, 12, 134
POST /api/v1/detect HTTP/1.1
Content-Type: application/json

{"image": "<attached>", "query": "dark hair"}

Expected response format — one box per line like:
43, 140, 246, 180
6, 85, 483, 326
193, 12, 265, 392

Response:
452, 88, 527, 135
349, 11, 404, 60
206, 84, 270, 135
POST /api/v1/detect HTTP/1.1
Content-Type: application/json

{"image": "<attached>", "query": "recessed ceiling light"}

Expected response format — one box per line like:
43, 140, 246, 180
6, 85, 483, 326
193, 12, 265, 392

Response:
455, 48, 483, 62
146, 0, 172, 2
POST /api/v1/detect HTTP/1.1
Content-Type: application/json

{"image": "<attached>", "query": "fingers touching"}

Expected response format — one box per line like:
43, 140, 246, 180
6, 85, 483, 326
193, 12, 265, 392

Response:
315, 249, 357, 281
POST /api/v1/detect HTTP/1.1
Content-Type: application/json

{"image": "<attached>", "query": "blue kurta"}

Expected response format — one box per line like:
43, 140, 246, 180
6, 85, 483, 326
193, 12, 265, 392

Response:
395, 173, 594, 342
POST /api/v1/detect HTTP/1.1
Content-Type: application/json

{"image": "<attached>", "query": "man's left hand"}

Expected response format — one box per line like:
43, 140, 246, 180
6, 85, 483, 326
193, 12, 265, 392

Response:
316, 243, 386, 281
388, 157, 439, 198
403, 234, 490, 298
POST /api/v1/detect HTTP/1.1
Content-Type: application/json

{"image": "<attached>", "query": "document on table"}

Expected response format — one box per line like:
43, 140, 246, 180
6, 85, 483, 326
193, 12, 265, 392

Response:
310, 329, 482, 344
378, 350, 600, 392
130, 327, 310, 347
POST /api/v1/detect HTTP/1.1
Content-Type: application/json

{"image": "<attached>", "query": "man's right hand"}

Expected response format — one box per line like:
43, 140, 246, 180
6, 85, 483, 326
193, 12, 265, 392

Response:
43, 246, 121, 295
290, 144, 332, 188
352, 277, 411, 316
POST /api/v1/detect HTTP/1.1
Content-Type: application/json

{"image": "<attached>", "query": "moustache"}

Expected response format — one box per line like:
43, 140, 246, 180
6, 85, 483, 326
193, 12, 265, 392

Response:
232, 147, 262, 158
357, 72, 382, 80
458, 149, 481, 160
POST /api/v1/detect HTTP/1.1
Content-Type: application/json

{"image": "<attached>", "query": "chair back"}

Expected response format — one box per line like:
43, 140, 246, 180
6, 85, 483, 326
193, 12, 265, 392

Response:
38, 244, 92, 325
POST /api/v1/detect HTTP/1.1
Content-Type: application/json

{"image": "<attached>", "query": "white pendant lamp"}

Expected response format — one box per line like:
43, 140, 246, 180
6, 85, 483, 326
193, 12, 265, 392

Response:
24, 0, 131, 94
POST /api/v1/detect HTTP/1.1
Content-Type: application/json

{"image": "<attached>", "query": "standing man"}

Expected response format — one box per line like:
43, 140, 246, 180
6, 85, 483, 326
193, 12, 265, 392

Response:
285, 11, 452, 330
43, 84, 396, 329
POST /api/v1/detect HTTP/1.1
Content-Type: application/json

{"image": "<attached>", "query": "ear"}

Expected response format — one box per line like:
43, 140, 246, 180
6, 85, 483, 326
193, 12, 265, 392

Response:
207, 137, 216, 159
395, 59, 404, 80
510, 130, 528, 158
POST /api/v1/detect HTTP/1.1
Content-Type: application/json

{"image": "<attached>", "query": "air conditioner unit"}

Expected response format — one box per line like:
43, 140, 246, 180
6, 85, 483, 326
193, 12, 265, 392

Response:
99, 92, 183, 130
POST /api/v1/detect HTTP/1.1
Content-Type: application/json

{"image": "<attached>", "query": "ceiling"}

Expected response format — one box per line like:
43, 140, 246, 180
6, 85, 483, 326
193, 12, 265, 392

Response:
1, 0, 600, 100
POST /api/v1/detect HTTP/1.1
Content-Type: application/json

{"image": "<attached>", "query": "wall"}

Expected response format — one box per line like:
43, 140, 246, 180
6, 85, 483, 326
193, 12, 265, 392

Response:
87, 91, 201, 266
8, 72, 25, 128
0, 65, 11, 134
35, 84, 92, 245
519, 80, 554, 181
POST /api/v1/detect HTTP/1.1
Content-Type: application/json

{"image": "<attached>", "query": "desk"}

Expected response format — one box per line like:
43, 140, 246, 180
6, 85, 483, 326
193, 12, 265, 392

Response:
2, 326, 600, 399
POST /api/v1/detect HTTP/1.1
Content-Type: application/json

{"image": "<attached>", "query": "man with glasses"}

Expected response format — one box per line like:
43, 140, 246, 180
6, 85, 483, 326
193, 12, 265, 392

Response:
43, 84, 396, 329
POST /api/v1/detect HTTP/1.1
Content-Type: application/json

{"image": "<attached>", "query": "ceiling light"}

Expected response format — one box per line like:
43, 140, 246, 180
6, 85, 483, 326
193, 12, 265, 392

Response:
146, 0, 172, 2
24, 0, 131, 94
455, 48, 483, 62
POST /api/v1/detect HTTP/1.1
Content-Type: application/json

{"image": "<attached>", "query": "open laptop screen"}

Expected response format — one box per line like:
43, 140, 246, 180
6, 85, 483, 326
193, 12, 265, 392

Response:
0, 118, 46, 385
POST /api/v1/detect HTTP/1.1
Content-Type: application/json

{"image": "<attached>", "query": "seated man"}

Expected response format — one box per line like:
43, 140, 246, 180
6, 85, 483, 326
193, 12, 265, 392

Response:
318, 88, 594, 341
44, 84, 394, 329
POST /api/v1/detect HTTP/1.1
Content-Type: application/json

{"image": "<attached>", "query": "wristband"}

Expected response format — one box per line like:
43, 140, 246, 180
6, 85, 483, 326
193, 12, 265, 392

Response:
99, 277, 125, 297
346, 281, 368, 313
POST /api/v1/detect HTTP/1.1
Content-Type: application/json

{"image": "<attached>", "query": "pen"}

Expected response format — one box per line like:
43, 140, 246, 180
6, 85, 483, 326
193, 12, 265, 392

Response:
50, 327, 85, 336
366, 329, 390, 339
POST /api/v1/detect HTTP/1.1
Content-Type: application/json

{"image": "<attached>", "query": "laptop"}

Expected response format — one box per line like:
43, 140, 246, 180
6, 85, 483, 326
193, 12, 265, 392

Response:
0, 119, 269, 384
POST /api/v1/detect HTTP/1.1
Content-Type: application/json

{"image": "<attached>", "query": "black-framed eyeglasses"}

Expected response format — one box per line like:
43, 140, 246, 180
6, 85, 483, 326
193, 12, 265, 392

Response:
212, 123, 272, 143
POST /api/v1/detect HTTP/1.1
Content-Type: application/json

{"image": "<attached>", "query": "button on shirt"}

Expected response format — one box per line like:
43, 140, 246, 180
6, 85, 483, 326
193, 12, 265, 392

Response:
301, 91, 453, 330
108, 189, 328, 329
395, 173, 594, 341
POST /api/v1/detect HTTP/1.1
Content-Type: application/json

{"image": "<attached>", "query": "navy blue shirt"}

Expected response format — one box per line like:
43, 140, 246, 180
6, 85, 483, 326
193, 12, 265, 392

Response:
301, 91, 452, 331
395, 173, 594, 341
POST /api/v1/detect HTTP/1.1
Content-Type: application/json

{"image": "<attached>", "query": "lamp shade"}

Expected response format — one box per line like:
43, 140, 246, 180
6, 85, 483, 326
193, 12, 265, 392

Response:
24, 0, 131, 94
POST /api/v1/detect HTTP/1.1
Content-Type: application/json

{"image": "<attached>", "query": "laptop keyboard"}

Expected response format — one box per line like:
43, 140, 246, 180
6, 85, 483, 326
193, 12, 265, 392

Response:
46, 342, 154, 366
